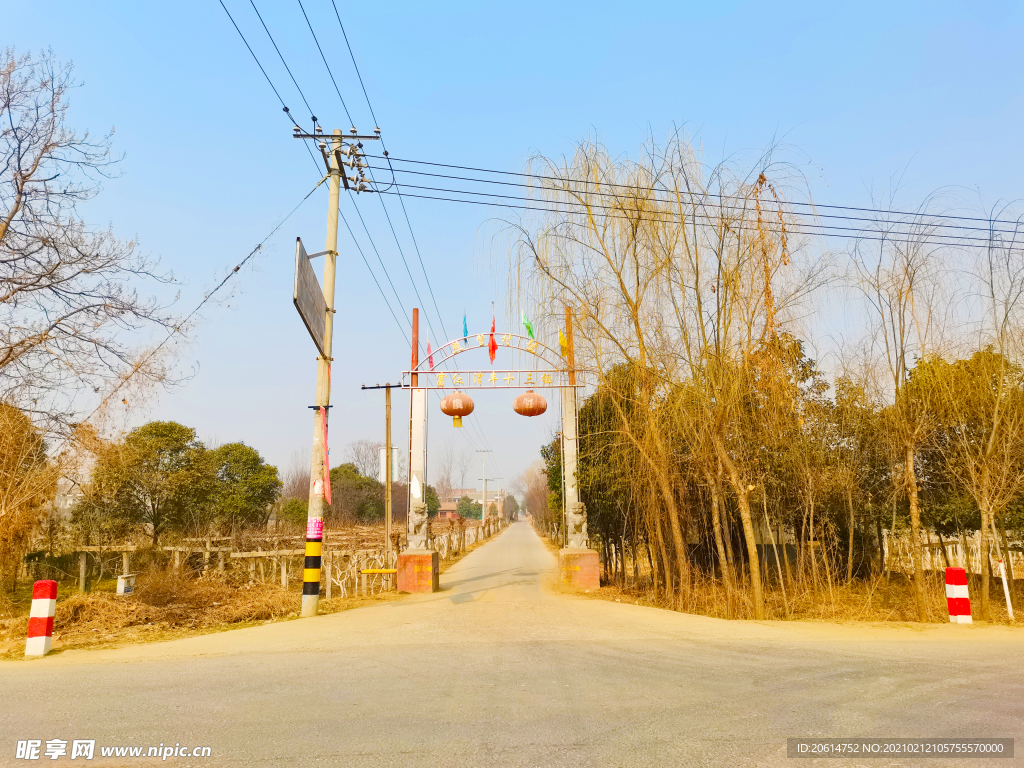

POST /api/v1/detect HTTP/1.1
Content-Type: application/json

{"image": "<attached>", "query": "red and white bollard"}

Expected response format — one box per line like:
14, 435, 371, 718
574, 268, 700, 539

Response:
945, 567, 972, 624
25, 580, 58, 656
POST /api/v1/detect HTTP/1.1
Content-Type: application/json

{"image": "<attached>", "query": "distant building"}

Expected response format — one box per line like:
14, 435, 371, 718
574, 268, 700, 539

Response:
438, 487, 508, 518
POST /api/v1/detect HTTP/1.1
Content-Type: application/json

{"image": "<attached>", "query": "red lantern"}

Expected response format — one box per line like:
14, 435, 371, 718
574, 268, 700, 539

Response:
513, 389, 547, 417
440, 390, 475, 427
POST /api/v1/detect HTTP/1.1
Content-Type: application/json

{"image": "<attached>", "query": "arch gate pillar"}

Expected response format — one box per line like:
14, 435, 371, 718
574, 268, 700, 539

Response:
559, 307, 600, 589
397, 308, 439, 592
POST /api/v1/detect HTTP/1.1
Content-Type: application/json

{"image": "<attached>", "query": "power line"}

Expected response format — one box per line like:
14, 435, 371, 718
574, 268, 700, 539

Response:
214, 4, 484, 458
69, 179, 325, 441
374, 188, 1016, 251
366, 163, 1023, 238
368, 154, 1024, 230
373, 180, 1002, 245
216, 0, 300, 128
337, 204, 409, 342
329, 0, 379, 129
346, 195, 412, 321
249, 0, 319, 125
328, 5, 454, 360
295, 0, 354, 127
323, 5, 495, 453
231, 3, 417, 347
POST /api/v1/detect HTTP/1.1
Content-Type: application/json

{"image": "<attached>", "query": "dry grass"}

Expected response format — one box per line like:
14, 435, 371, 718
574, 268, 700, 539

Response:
537, 528, 1020, 626
574, 571, 1020, 626
0, 523, 512, 657
0, 568, 403, 658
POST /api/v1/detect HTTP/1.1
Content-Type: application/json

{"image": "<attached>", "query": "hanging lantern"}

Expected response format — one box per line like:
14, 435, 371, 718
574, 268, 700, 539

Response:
440, 390, 474, 427
513, 389, 547, 417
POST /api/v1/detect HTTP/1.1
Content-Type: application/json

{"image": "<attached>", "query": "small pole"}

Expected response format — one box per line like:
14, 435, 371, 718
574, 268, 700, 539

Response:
477, 450, 492, 523
121, 551, 130, 575
386, 384, 393, 587
78, 552, 87, 593
361, 382, 404, 587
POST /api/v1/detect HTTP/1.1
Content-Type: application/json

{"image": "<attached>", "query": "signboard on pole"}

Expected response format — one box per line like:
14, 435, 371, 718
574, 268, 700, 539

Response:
293, 237, 328, 357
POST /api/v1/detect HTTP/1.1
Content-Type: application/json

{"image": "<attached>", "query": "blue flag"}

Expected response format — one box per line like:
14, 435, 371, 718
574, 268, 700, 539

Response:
462, 311, 468, 343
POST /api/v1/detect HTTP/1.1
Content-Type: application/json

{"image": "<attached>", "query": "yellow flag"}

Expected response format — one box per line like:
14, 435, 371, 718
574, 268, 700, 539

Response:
558, 329, 568, 357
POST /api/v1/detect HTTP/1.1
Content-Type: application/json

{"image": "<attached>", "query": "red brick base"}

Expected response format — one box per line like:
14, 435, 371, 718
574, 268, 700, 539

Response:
559, 548, 600, 589
397, 550, 439, 593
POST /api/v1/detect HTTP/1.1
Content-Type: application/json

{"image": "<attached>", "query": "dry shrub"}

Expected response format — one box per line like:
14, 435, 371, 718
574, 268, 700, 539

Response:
594, 570, 1016, 625
1, 570, 300, 650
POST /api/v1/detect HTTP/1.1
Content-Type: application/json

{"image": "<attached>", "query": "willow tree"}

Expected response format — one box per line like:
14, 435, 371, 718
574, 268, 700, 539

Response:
913, 218, 1024, 618
915, 350, 1024, 618
853, 212, 948, 622
510, 135, 825, 618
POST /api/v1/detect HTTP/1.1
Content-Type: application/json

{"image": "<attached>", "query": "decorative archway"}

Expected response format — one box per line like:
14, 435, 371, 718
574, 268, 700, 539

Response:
396, 309, 597, 592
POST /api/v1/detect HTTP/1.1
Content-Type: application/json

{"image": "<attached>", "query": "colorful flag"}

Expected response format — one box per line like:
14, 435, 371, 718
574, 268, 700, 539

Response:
426, 341, 434, 370
521, 311, 534, 340
488, 303, 498, 364
463, 311, 468, 344
558, 329, 569, 357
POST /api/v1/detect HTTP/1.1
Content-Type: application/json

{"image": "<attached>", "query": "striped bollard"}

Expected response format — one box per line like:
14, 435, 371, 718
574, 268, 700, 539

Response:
945, 567, 972, 624
25, 580, 58, 656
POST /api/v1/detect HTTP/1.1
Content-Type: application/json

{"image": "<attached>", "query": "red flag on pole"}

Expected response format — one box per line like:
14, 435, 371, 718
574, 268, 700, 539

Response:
488, 303, 498, 364
426, 341, 434, 370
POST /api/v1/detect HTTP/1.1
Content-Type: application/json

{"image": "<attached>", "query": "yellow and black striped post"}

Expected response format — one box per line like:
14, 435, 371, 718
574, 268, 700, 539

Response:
302, 516, 324, 614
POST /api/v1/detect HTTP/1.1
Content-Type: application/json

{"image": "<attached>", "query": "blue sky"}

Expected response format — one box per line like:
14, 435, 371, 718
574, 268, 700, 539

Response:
7, 0, 1023, 486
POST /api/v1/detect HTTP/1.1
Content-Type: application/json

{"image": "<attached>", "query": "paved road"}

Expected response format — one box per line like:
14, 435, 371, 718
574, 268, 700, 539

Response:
2, 522, 1022, 767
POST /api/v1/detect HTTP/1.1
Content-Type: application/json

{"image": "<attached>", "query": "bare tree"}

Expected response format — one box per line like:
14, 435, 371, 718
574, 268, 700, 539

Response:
457, 448, 472, 493
282, 448, 310, 500
925, 210, 1024, 618
510, 135, 824, 618
1, 50, 179, 431
434, 440, 455, 502
853, 205, 948, 621
345, 439, 383, 479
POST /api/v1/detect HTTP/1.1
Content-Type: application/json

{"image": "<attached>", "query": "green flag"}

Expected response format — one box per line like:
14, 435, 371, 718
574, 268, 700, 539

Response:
521, 311, 534, 340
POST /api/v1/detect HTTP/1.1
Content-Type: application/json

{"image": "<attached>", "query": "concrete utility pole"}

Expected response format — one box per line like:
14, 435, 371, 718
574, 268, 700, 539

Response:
477, 450, 492, 522
479, 476, 502, 520
397, 307, 439, 592
385, 385, 393, 559
558, 303, 600, 589
301, 129, 342, 618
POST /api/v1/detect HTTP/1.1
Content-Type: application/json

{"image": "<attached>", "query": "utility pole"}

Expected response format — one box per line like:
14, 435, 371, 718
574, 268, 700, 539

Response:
300, 129, 342, 619
476, 450, 492, 522
479, 476, 503, 519
291, 126, 380, 617
361, 383, 403, 577
386, 385, 392, 560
